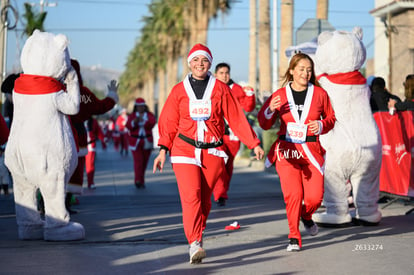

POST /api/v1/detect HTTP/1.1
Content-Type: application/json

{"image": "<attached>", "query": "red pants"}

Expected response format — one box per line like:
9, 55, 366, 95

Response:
67, 156, 86, 194
131, 147, 152, 184
112, 135, 120, 151
276, 157, 324, 247
85, 151, 96, 187
119, 133, 128, 154
173, 151, 223, 244
213, 136, 240, 201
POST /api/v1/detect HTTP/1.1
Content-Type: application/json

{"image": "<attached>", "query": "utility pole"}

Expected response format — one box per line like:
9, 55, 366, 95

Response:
272, 0, 278, 92
387, 12, 393, 92
384, 12, 397, 92
0, 0, 9, 86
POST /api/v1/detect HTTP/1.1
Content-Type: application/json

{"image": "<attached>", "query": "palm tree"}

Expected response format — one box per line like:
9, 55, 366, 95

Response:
248, 0, 257, 90
258, 0, 271, 97
279, 0, 293, 88
119, 0, 233, 114
22, 3, 47, 37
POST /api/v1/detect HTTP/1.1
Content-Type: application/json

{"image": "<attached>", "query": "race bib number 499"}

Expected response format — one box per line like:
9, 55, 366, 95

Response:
189, 100, 211, 121
286, 122, 308, 144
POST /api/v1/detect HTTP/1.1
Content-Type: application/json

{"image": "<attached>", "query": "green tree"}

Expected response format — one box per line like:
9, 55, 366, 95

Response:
22, 3, 47, 37
119, 0, 233, 114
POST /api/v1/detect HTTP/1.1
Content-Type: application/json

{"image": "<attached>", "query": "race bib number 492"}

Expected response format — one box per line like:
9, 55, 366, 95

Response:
189, 100, 211, 121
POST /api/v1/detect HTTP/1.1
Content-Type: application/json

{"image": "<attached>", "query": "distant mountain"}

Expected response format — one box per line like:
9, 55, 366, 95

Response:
80, 65, 121, 93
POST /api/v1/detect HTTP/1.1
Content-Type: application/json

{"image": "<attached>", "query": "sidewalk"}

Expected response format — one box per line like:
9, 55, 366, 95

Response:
0, 146, 413, 275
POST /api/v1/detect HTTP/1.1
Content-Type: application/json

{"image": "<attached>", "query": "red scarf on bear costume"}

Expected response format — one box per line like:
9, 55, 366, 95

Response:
14, 74, 65, 95
317, 71, 366, 85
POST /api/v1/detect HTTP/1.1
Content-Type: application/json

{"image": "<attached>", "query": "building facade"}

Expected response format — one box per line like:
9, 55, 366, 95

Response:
371, 0, 414, 98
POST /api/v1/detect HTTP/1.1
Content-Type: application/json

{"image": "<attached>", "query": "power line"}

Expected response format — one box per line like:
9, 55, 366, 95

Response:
57, 0, 148, 5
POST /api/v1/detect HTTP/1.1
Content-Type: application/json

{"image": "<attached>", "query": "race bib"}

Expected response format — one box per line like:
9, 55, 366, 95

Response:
286, 122, 308, 144
189, 100, 211, 121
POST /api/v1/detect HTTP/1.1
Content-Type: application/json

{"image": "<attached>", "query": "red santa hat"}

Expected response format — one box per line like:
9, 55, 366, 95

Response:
187, 43, 213, 65
135, 97, 146, 106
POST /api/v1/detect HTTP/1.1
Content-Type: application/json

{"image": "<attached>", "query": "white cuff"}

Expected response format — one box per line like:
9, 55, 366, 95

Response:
264, 106, 275, 119
317, 121, 323, 135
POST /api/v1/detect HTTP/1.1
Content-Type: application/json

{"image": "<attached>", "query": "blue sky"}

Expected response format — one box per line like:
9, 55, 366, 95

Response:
6, 0, 375, 82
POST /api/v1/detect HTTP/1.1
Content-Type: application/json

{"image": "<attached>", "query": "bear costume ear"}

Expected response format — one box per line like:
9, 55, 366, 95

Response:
53, 33, 69, 51
317, 31, 333, 46
352, 26, 363, 41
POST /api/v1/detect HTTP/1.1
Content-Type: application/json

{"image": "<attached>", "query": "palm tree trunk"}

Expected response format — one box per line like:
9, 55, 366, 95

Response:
249, 0, 257, 90
279, 0, 293, 86
258, 0, 272, 97
157, 68, 167, 115
146, 77, 155, 113
316, 0, 328, 20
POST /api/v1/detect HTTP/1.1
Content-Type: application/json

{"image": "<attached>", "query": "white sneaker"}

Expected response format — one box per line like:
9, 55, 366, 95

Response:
189, 240, 206, 264
286, 238, 300, 252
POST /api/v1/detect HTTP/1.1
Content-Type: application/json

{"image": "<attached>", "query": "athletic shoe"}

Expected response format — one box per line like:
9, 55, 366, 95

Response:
88, 184, 96, 190
286, 238, 300, 252
216, 198, 226, 207
302, 218, 319, 236
189, 240, 206, 264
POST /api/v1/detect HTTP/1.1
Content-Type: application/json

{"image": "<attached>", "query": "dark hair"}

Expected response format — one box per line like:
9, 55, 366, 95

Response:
70, 59, 83, 86
215, 62, 230, 73
404, 74, 414, 100
281, 53, 319, 87
1, 73, 20, 94
371, 77, 386, 90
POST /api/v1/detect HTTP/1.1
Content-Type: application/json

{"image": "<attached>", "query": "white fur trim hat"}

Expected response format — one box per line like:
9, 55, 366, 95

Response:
135, 97, 146, 106
187, 43, 213, 65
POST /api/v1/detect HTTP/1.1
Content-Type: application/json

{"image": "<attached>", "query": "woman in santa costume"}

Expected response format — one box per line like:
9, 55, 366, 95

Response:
85, 117, 107, 189
65, 59, 118, 213
212, 62, 256, 206
126, 98, 156, 189
153, 44, 264, 264
258, 53, 336, 252
116, 109, 129, 156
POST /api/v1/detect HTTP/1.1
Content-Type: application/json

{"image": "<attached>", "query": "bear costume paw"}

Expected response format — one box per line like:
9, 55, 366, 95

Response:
352, 210, 382, 226
313, 212, 352, 227
44, 222, 85, 241
18, 223, 45, 240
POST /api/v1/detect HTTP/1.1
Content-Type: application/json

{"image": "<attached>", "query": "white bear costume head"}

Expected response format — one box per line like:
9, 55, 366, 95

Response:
20, 29, 71, 79
312, 27, 382, 226
314, 27, 366, 75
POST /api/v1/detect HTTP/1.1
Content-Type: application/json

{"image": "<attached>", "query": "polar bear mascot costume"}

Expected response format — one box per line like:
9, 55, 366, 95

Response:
5, 30, 84, 240
313, 27, 382, 226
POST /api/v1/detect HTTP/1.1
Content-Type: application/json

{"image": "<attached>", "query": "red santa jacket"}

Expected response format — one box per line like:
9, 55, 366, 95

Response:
125, 111, 156, 150
116, 113, 128, 134
225, 81, 256, 141
0, 114, 9, 146
229, 82, 255, 112
70, 59, 117, 156
258, 83, 336, 174
158, 74, 260, 166
70, 86, 116, 156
